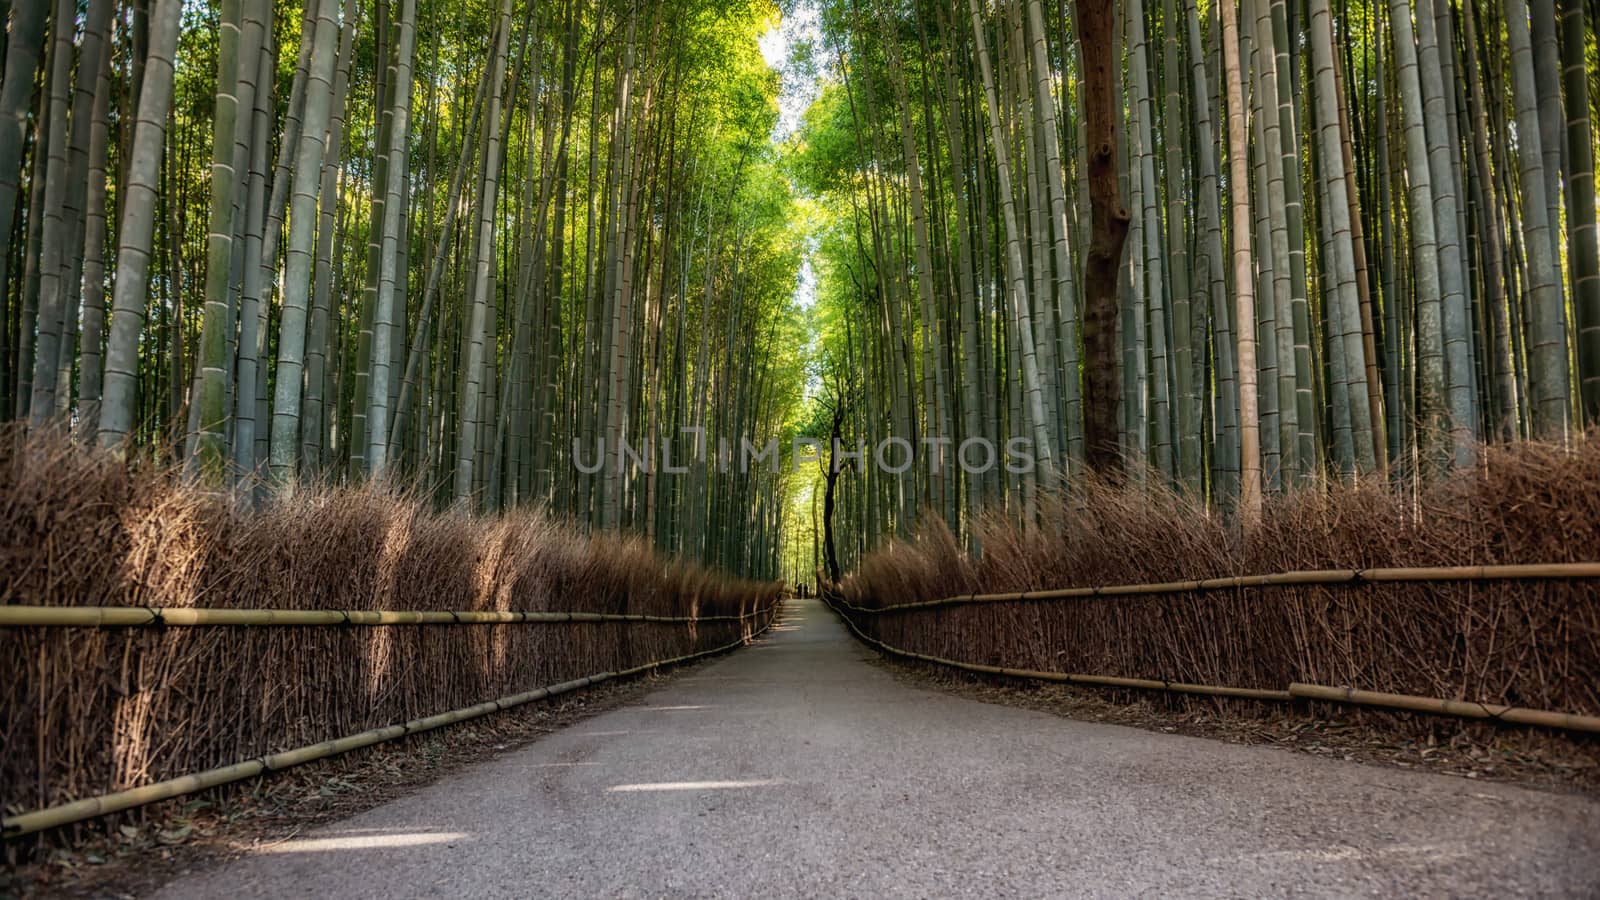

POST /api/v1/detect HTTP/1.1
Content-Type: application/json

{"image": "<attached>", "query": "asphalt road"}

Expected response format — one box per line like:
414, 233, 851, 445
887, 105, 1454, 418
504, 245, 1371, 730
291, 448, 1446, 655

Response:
153, 597, 1600, 898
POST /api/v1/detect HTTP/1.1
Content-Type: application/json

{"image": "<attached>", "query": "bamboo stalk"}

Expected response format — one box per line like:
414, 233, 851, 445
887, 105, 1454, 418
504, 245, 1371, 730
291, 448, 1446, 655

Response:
1289, 683, 1600, 734
0, 604, 769, 628
835, 562, 1600, 614
1, 604, 779, 838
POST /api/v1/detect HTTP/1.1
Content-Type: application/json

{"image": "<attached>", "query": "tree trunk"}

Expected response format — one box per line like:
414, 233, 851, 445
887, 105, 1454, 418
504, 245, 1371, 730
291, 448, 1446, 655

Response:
269, 0, 341, 485
1219, 0, 1262, 526
98, 0, 182, 448
967, 0, 1056, 489
367, 0, 419, 476
0, 0, 50, 419
1561, 0, 1600, 420
1075, 0, 1131, 473
455, 0, 514, 505
1505, 0, 1572, 436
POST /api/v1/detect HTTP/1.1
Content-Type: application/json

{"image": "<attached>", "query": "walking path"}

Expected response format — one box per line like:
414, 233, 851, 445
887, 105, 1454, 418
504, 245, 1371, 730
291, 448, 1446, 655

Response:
154, 597, 1600, 897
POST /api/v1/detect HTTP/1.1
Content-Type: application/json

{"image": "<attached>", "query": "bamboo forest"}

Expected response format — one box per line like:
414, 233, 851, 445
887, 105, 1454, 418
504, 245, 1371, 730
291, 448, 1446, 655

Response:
8, 0, 1600, 890
2, 0, 1599, 577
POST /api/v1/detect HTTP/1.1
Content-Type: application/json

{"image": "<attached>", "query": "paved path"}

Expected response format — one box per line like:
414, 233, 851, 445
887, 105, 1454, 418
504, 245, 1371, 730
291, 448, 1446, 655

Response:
154, 597, 1600, 898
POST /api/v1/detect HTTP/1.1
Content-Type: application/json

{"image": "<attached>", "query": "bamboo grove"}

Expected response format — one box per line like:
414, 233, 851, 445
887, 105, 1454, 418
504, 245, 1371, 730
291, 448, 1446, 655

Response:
4, 0, 1600, 586
793, 0, 1600, 570
0, 0, 812, 579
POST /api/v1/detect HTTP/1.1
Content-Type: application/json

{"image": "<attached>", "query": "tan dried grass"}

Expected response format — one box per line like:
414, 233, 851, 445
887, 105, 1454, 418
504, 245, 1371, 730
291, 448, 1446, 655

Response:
837, 436, 1600, 732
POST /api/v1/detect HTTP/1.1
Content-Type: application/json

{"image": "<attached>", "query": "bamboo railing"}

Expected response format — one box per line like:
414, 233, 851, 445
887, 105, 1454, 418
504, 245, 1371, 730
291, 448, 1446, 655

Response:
1286, 684, 1600, 733
1, 601, 781, 838
830, 561, 1600, 615
0, 604, 767, 627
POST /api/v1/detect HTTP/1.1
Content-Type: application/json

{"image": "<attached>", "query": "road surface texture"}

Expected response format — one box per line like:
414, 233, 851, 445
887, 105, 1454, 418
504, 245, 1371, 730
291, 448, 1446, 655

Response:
154, 597, 1600, 898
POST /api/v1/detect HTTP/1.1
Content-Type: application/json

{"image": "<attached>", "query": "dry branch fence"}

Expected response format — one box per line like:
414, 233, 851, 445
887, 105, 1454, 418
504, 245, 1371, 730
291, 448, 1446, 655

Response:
824, 565, 1600, 732
0, 435, 782, 841
830, 439, 1600, 743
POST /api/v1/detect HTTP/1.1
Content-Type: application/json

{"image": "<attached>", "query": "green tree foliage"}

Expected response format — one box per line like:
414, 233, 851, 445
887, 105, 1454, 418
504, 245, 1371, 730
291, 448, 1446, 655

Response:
3, 0, 817, 581
5, 0, 1600, 584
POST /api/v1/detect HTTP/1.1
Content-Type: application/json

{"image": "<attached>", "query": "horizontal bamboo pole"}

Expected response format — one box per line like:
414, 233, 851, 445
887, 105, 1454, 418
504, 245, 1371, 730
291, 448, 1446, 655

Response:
1, 604, 780, 839
822, 594, 1291, 702
1290, 683, 1600, 735
837, 561, 1600, 615
0, 604, 767, 628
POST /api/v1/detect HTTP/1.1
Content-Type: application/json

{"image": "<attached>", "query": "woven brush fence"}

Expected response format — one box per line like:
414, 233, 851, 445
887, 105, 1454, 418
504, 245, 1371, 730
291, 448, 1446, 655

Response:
833, 438, 1600, 735
0, 433, 780, 837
